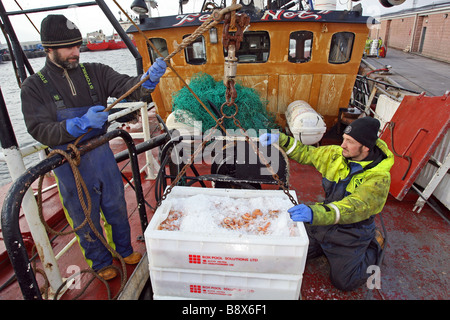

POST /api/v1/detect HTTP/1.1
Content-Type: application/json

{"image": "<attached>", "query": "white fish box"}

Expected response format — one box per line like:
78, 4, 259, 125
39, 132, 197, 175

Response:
150, 267, 302, 300
144, 186, 309, 274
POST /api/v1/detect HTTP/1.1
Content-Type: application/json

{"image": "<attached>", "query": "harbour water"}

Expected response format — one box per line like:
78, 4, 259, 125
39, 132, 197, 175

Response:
0, 48, 138, 186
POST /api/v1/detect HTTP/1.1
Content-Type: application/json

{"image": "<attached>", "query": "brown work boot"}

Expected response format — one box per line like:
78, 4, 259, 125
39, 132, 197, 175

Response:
123, 252, 142, 265
98, 266, 118, 281
374, 229, 385, 249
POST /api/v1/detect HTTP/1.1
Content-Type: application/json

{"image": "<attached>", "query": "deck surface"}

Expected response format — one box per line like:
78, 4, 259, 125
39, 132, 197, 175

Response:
290, 160, 449, 300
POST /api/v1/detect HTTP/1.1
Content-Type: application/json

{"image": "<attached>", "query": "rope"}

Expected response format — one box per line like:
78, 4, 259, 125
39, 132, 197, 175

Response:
112, 0, 242, 133
36, 144, 127, 300
73, 1, 243, 145
37, 145, 90, 236
13, 0, 40, 34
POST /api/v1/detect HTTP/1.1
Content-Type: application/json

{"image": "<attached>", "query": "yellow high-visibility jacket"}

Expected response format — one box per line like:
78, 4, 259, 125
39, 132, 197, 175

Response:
279, 133, 394, 225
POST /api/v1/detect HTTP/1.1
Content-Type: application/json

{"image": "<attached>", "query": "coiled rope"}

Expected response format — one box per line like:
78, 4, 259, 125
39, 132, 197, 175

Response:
36, 144, 126, 300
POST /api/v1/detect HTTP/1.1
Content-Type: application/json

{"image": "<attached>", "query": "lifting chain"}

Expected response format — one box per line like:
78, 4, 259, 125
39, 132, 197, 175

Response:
156, 103, 298, 209
157, 4, 298, 209
221, 9, 297, 206
223, 11, 249, 106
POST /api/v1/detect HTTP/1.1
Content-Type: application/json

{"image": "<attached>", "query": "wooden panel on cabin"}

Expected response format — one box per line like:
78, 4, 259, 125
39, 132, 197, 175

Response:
316, 74, 347, 115
158, 77, 185, 114
339, 74, 357, 111
134, 17, 371, 125
277, 74, 313, 113
266, 74, 279, 114
235, 75, 269, 101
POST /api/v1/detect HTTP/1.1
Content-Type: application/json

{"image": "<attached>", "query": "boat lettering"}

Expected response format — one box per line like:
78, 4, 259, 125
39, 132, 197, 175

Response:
173, 13, 210, 27
261, 10, 328, 21
173, 10, 329, 27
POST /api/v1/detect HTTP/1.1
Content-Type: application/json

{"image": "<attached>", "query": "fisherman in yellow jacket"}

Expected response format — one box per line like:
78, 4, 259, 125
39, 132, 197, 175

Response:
260, 117, 394, 291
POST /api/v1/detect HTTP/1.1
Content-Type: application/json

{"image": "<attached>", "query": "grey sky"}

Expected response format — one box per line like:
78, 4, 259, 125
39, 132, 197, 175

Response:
0, 0, 443, 43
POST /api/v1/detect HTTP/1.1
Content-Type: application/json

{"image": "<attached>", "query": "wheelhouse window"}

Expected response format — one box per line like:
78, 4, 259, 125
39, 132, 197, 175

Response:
223, 31, 270, 63
147, 38, 168, 63
183, 34, 207, 65
329, 32, 355, 64
289, 31, 313, 63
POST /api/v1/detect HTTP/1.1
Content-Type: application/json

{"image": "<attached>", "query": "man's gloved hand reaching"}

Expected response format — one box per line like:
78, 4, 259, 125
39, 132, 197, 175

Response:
141, 57, 167, 90
288, 204, 313, 224
259, 132, 280, 147
66, 105, 108, 137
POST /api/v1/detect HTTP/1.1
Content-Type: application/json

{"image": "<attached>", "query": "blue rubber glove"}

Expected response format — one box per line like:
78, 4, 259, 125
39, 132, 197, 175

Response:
141, 57, 167, 90
288, 204, 313, 224
259, 133, 280, 146
66, 105, 108, 137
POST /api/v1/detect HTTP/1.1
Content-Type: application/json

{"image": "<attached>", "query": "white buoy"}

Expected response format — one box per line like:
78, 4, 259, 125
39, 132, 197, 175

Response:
285, 100, 326, 145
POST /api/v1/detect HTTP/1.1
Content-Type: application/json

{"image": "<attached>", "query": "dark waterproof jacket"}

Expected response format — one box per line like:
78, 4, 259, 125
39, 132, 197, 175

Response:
21, 58, 147, 147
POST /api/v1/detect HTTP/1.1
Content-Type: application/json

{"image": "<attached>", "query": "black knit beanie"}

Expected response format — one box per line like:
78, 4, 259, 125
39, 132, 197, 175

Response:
40, 15, 82, 49
343, 117, 380, 150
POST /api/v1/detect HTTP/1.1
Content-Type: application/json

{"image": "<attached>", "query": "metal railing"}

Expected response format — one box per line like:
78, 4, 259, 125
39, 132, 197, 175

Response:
1, 129, 167, 299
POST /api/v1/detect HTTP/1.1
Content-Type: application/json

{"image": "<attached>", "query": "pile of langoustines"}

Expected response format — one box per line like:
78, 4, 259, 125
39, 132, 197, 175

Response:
157, 194, 299, 237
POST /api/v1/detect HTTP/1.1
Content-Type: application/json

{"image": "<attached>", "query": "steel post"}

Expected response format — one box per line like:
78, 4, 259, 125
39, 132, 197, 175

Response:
1, 88, 63, 298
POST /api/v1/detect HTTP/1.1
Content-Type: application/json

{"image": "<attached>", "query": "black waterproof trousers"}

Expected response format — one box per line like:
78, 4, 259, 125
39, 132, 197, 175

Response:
305, 216, 382, 291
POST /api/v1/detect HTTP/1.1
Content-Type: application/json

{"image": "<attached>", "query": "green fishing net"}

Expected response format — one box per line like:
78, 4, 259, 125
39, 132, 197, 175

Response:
171, 72, 278, 134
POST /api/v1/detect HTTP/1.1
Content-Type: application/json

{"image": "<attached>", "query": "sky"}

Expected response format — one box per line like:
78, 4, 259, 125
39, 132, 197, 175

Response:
0, 0, 445, 44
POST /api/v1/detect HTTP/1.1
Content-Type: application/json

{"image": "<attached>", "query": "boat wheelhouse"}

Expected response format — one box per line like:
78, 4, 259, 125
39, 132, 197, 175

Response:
128, 7, 371, 129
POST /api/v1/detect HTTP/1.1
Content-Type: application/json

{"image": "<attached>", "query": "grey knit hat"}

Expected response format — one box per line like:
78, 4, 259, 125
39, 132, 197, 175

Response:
40, 15, 82, 48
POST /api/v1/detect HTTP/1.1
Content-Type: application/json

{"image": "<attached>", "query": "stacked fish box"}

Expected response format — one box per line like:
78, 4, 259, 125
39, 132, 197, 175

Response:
144, 186, 309, 300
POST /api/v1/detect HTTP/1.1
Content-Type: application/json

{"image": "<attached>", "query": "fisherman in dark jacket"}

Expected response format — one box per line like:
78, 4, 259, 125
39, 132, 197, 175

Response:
21, 14, 166, 281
